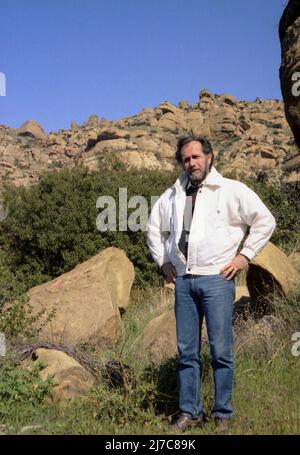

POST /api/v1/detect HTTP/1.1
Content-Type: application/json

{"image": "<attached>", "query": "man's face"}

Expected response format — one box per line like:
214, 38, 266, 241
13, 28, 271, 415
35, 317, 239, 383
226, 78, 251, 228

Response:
181, 141, 212, 185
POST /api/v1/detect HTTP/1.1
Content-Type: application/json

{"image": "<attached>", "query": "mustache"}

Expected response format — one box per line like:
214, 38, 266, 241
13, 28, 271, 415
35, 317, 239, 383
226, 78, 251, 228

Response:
189, 168, 203, 172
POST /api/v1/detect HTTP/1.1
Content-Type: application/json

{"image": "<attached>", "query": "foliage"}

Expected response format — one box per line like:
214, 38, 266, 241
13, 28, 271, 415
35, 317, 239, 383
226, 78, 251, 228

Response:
0, 356, 53, 423
0, 249, 54, 339
90, 377, 159, 427
0, 163, 298, 302
246, 180, 299, 253
0, 164, 177, 290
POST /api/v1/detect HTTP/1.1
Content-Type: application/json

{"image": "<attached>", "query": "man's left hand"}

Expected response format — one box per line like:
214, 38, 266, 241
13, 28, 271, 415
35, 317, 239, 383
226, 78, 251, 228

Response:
220, 254, 249, 280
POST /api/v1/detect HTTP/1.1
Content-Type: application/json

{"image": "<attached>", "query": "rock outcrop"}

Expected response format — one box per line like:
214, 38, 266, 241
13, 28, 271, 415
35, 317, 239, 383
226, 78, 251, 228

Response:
279, 0, 300, 150
26, 247, 134, 345
19, 120, 47, 141
0, 88, 297, 194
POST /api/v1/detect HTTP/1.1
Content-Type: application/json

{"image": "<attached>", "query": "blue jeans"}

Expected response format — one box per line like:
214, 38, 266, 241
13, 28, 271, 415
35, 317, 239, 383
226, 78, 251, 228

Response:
175, 274, 235, 419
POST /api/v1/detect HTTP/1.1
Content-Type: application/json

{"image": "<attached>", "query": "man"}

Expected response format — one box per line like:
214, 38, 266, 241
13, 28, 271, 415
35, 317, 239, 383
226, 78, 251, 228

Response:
147, 136, 276, 432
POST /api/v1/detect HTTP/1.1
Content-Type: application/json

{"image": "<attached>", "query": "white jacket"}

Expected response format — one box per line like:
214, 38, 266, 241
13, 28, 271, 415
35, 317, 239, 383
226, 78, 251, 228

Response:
147, 167, 276, 276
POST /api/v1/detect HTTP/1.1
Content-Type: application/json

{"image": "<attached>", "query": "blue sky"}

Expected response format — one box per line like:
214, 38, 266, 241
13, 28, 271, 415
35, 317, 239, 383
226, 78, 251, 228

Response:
0, 0, 288, 132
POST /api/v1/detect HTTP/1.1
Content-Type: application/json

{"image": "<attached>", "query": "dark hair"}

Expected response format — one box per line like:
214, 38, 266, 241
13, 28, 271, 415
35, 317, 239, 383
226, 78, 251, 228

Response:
175, 135, 214, 168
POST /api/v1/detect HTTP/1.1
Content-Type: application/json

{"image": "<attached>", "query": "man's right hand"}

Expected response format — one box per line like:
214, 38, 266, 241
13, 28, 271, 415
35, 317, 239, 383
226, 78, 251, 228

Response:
161, 262, 177, 284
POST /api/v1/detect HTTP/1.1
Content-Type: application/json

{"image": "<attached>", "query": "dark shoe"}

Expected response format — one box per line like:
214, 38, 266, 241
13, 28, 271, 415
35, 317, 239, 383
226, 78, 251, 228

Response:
172, 414, 203, 432
215, 417, 230, 433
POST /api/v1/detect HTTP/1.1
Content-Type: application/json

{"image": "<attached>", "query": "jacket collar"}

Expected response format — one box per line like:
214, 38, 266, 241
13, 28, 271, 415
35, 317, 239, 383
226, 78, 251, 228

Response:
173, 166, 224, 192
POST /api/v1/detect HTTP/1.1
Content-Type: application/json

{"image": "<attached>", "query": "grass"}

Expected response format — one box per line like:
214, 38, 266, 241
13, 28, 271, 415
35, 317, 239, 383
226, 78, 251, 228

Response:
0, 284, 299, 435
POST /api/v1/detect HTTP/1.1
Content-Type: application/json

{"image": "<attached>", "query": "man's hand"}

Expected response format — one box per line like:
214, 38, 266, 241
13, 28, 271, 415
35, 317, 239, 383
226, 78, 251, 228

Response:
161, 262, 177, 284
220, 254, 249, 280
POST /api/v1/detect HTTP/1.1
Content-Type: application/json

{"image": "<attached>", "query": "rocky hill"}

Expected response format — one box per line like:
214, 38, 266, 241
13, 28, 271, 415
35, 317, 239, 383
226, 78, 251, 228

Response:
0, 89, 298, 194
279, 0, 300, 150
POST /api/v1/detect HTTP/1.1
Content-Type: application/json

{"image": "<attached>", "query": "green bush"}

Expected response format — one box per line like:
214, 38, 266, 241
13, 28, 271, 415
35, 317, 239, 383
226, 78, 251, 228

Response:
0, 248, 54, 339
1, 164, 178, 291
91, 378, 159, 427
246, 180, 299, 253
0, 356, 53, 423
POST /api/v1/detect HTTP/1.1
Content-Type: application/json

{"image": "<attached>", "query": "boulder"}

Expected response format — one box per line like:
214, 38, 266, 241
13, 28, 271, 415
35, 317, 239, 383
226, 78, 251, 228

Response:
179, 100, 189, 109
199, 89, 215, 105
96, 128, 130, 141
249, 112, 276, 124
209, 107, 238, 141
184, 111, 204, 136
219, 93, 238, 107
235, 285, 250, 303
246, 123, 270, 142
140, 308, 208, 365
27, 247, 135, 345
159, 102, 181, 116
140, 309, 177, 365
85, 114, 99, 126
246, 242, 299, 310
156, 142, 174, 159
135, 136, 159, 153
70, 121, 79, 130
119, 151, 169, 170
23, 348, 95, 402
157, 112, 186, 133
140, 283, 253, 365
19, 120, 47, 140
78, 138, 128, 170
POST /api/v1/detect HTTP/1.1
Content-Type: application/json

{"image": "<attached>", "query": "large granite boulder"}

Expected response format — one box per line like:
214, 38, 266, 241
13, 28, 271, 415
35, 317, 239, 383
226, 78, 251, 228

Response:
246, 242, 299, 312
27, 247, 135, 345
23, 348, 95, 402
18, 120, 47, 140
139, 309, 177, 365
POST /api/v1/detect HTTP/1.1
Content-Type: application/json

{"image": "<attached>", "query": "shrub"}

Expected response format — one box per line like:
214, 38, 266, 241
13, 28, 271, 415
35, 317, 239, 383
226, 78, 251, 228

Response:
0, 248, 54, 339
0, 356, 53, 423
245, 180, 299, 253
0, 164, 178, 290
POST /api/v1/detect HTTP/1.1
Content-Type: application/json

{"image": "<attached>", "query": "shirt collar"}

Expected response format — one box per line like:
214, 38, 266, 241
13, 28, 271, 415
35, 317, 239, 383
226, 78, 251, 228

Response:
186, 180, 200, 191
201, 166, 224, 187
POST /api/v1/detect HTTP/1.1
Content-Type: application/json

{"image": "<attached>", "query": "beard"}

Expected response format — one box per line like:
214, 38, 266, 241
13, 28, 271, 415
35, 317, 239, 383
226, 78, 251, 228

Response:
188, 161, 210, 186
